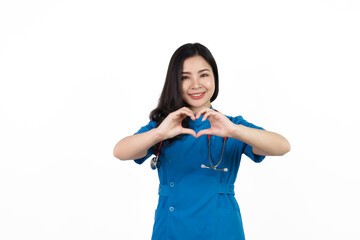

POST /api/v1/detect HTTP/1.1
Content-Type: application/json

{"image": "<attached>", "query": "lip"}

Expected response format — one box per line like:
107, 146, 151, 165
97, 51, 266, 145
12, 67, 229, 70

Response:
188, 91, 206, 100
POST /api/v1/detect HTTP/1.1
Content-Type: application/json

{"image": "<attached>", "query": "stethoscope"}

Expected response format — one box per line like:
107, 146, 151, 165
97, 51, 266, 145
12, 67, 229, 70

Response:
150, 141, 163, 170
151, 135, 228, 172
201, 135, 228, 172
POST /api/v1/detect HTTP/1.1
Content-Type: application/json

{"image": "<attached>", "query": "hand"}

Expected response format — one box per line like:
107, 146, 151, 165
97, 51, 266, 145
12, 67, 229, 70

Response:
195, 108, 236, 138
156, 107, 197, 140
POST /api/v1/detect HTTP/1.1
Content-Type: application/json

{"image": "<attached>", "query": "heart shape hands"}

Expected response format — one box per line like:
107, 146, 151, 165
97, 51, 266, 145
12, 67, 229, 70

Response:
156, 107, 235, 140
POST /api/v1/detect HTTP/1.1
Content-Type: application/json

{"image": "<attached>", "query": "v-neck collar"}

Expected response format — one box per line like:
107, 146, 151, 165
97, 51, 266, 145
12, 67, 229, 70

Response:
188, 106, 214, 129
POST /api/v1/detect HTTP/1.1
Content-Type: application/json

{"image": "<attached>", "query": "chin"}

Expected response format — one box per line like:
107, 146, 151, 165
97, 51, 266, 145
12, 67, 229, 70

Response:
187, 101, 210, 109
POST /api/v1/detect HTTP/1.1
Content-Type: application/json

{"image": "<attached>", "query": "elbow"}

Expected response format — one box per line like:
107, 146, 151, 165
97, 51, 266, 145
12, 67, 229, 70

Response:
279, 139, 291, 156
113, 150, 122, 160
113, 146, 127, 161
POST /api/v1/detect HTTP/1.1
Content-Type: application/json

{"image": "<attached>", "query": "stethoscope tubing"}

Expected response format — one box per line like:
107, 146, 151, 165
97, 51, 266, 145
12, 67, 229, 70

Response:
151, 136, 228, 172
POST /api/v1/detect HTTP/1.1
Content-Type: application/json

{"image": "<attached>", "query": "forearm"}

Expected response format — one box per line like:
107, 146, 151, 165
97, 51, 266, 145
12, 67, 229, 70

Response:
230, 125, 290, 156
113, 128, 163, 160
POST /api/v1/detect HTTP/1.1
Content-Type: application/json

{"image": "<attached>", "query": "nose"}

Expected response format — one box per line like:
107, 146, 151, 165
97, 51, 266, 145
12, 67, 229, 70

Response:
190, 76, 201, 89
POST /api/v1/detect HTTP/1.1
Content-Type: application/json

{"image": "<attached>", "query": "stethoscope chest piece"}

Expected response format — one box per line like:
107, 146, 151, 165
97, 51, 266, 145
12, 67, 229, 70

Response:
151, 156, 160, 170
151, 141, 164, 170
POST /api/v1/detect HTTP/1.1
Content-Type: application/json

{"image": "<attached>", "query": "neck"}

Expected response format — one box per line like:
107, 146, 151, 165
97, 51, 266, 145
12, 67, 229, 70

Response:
190, 104, 212, 115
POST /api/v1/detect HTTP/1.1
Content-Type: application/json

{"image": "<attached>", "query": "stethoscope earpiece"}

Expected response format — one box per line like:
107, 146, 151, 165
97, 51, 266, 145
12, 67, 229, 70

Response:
201, 136, 228, 172
201, 164, 228, 172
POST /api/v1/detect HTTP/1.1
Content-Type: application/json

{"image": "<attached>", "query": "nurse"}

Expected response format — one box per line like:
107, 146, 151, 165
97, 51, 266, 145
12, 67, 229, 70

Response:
113, 43, 290, 240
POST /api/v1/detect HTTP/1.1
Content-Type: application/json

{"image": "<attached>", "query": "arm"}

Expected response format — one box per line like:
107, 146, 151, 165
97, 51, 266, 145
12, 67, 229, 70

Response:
229, 125, 290, 156
113, 128, 163, 160
113, 107, 197, 161
196, 108, 290, 156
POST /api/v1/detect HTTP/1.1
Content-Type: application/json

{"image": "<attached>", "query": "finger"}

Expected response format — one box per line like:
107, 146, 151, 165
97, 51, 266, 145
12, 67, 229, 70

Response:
183, 110, 196, 120
202, 111, 217, 122
181, 107, 196, 119
175, 108, 195, 120
181, 128, 197, 138
195, 107, 212, 119
195, 108, 209, 119
181, 106, 195, 115
196, 129, 212, 138
179, 107, 194, 115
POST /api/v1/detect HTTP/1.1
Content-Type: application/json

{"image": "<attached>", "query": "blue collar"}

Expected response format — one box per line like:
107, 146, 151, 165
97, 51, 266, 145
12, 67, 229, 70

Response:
189, 106, 214, 128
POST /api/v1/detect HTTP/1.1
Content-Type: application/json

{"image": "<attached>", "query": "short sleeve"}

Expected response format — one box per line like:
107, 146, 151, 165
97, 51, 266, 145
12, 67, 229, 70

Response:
133, 121, 157, 165
231, 115, 266, 163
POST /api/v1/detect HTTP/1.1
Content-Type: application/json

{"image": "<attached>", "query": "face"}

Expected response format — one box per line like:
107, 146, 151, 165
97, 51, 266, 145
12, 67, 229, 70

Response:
181, 55, 215, 114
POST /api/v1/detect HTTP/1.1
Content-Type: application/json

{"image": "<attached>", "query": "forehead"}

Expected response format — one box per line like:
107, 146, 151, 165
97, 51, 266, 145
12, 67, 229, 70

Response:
182, 55, 212, 72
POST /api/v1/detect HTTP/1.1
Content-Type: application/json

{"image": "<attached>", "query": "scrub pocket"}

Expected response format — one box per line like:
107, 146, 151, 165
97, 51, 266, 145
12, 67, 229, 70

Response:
215, 194, 245, 240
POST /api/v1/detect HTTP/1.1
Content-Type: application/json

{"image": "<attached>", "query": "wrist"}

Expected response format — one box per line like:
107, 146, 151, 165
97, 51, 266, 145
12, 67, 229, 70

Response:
152, 128, 166, 142
229, 124, 245, 140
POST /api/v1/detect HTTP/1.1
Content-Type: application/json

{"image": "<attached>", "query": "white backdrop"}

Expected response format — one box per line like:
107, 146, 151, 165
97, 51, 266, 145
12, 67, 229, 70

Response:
1, 0, 359, 239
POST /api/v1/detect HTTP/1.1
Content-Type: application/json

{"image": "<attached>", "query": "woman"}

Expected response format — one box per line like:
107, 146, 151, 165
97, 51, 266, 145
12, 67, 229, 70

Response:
113, 43, 290, 240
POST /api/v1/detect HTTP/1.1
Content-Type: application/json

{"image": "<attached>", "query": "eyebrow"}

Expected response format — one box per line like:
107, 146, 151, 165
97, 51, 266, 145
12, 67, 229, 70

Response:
181, 69, 210, 74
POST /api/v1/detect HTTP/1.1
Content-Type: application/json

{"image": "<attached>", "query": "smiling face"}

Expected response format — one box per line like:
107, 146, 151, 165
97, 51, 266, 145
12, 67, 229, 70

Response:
181, 55, 215, 114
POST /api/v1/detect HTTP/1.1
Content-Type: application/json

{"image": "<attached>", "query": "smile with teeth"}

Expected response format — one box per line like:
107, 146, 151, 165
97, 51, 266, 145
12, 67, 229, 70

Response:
190, 93, 204, 96
188, 91, 206, 100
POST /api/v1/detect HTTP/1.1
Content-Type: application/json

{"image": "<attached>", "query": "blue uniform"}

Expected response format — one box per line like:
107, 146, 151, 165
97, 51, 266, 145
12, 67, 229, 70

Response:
134, 114, 265, 240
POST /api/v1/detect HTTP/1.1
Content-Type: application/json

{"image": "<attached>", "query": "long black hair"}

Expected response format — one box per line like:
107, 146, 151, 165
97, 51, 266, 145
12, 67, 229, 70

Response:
150, 43, 219, 148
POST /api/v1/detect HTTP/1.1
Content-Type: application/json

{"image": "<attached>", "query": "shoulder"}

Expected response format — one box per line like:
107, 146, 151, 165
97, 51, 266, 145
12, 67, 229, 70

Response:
139, 120, 157, 129
134, 120, 157, 134
225, 114, 246, 125
225, 114, 264, 130
147, 120, 157, 128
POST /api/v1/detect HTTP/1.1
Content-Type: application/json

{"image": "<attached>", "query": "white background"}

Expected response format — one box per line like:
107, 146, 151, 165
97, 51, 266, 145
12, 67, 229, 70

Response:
1, 0, 359, 239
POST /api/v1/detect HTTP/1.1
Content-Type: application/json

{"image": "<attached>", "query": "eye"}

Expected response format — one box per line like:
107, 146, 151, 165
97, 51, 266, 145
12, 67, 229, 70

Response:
181, 76, 190, 80
200, 73, 208, 77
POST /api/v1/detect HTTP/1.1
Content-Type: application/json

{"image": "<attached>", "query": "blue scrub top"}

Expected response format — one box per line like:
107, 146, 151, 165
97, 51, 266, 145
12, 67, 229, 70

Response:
134, 114, 265, 240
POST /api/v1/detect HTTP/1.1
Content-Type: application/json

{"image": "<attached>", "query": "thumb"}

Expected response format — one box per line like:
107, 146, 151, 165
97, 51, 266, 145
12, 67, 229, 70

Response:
196, 129, 212, 138
181, 128, 197, 138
